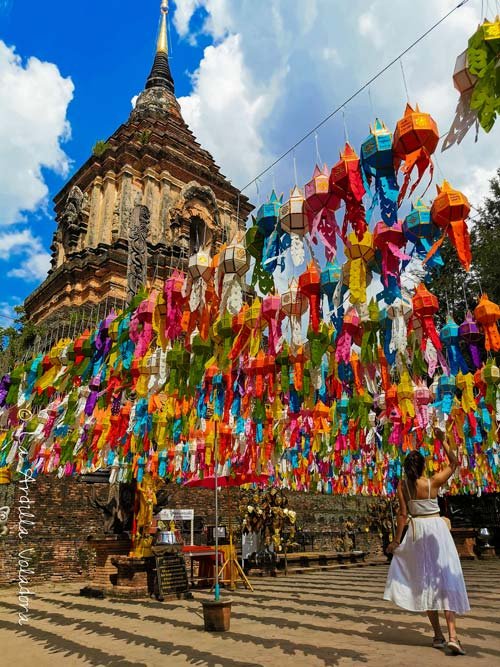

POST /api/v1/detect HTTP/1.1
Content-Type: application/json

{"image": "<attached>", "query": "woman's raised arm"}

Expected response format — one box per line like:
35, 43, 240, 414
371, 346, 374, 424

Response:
431, 427, 458, 488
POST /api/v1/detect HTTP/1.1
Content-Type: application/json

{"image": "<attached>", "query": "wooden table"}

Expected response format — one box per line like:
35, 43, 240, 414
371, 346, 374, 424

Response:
182, 546, 223, 587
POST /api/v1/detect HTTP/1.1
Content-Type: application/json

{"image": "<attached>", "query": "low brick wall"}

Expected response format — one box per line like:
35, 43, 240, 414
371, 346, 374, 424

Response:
0, 476, 385, 585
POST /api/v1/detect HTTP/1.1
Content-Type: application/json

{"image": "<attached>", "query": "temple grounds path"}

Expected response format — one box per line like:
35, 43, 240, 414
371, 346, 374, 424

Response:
0, 560, 499, 666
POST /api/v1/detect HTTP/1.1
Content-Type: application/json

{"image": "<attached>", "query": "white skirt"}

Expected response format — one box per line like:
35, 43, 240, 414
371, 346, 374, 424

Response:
383, 516, 470, 613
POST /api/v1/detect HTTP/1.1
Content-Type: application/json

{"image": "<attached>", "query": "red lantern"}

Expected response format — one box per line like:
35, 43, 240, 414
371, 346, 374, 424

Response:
335, 307, 362, 364
262, 293, 282, 356
393, 104, 439, 203
412, 283, 442, 352
474, 293, 500, 352
305, 164, 340, 260
330, 143, 367, 241
429, 181, 472, 270
373, 220, 410, 289
298, 261, 321, 332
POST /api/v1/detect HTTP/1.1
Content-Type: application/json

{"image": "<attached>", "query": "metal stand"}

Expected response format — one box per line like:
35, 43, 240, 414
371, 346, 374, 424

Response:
214, 486, 253, 591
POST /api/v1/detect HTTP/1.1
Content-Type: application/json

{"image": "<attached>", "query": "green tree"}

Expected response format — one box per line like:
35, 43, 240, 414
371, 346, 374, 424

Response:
428, 168, 500, 326
0, 306, 47, 374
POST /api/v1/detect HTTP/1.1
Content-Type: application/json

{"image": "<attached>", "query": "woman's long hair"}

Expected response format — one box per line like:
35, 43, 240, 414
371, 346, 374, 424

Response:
403, 450, 425, 498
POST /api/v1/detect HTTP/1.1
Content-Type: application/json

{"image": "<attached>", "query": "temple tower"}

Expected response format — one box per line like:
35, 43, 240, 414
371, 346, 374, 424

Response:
25, 1, 252, 324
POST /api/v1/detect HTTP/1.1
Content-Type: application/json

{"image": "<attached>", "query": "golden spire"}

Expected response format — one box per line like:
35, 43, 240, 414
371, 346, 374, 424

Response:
157, 0, 169, 54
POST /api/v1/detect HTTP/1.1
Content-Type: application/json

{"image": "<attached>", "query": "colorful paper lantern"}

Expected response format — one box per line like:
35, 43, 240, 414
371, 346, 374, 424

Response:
280, 186, 307, 267
402, 199, 443, 268
329, 143, 367, 240
360, 118, 399, 226
459, 311, 484, 369
298, 262, 321, 332
430, 181, 472, 271
344, 230, 375, 304
281, 278, 308, 348
412, 283, 442, 352
474, 293, 500, 352
373, 220, 410, 302
256, 190, 282, 236
393, 104, 439, 203
305, 164, 340, 260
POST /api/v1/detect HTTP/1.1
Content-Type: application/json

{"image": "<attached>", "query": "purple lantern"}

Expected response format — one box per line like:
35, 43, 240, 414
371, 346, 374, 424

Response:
459, 311, 483, 369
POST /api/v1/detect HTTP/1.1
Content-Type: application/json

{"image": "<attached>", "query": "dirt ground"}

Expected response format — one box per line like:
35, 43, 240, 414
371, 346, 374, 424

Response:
0, 559, 499, 666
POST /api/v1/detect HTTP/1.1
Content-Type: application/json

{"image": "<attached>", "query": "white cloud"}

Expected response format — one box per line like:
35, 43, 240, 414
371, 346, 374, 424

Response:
8, 251, 51, 282
358, 10, 383, 50
0, 228, 51, 282
173, 0, 500, 212
179, 34, 274, 186
0, 40, 73, 226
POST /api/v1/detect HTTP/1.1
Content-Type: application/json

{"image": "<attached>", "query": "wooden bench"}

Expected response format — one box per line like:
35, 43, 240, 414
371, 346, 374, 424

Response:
278, 550, 365, 571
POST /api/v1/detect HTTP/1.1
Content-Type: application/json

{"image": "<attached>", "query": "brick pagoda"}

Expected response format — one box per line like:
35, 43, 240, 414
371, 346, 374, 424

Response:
25, 1, 251, 325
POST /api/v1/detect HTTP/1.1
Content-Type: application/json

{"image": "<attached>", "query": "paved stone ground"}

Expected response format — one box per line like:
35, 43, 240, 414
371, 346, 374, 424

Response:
0, 560, 499, 666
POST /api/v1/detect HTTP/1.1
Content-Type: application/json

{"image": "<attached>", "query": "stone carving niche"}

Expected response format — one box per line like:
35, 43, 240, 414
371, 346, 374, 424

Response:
169, 182, 221, 256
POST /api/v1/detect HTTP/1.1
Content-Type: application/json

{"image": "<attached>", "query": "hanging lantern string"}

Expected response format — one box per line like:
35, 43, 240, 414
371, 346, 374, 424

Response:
368, 86, 375, 118
314, 132, 322, 166
399, 57, 411, 103
239, 0, 471, 194
341, 107, 350, 144
462, 282, 469, 311
293, 152, 299, 186
433, 152, 446, 181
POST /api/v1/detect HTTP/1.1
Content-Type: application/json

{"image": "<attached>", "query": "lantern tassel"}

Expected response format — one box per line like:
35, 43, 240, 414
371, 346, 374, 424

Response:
448, 220, 472, 271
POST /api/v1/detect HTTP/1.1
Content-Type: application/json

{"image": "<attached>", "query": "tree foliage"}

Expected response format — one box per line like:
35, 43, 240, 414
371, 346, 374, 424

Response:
0, 306, 47, 375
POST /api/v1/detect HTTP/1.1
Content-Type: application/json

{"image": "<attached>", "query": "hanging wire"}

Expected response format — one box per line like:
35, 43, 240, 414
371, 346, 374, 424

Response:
399, 57, 411, 103
239, 0, 471, 193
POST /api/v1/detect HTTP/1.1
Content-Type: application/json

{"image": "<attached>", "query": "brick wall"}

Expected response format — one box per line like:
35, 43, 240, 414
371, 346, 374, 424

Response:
0, 477, 385, 586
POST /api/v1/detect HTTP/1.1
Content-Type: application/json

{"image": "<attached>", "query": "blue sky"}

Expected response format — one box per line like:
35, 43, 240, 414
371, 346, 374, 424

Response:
0, 0, 209, 322
0, 0, 499, 326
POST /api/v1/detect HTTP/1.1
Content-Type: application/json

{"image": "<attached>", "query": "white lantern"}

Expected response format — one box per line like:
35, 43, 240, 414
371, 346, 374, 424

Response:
453, 50, 477, 94
279, 186, 307, 236
280, 278, 308, 318
188, 245, 213, 282
221, 237, 249, 277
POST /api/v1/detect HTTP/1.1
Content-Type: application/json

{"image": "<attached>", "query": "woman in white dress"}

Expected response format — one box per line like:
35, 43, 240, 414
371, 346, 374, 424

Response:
383, 429, 469, 655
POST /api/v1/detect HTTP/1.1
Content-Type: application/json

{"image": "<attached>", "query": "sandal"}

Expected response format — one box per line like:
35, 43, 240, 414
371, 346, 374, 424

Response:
448, 638, 466, 655
432, 636, 447, 649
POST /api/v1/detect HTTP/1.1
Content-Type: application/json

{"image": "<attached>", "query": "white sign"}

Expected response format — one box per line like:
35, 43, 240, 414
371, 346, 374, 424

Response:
155, 509, 194, 521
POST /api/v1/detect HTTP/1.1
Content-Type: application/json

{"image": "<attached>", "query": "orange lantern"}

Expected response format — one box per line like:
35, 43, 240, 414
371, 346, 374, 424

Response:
412, 283, 442, 351
474, 293, 500, 352
393, 103, 439, 203
429, 181, 472, 271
